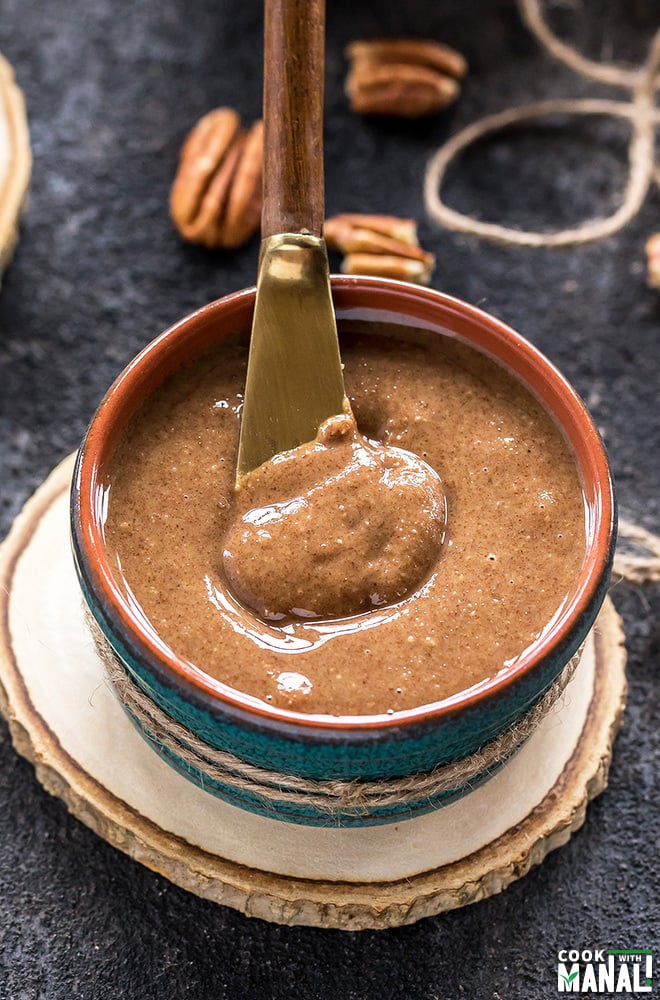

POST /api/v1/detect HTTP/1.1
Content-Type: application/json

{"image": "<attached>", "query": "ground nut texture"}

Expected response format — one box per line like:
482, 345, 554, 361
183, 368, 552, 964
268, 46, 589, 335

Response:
103, 322, 585, 716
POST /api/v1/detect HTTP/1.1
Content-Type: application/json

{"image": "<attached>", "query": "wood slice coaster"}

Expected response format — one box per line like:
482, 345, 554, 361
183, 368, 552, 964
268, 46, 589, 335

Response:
0, 455, 627, 930
0, 52, 31, 276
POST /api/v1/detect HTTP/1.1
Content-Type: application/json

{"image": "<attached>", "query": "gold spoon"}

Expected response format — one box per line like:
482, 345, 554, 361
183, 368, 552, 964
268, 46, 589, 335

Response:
236, 0, 346, 483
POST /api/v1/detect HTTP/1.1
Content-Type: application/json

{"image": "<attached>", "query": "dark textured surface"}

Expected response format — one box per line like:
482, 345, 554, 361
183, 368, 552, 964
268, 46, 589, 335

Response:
0, 1, 659, 997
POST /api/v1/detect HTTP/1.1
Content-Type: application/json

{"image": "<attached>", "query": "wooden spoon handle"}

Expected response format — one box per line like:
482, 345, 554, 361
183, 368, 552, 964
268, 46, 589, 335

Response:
261, 0, 326, 238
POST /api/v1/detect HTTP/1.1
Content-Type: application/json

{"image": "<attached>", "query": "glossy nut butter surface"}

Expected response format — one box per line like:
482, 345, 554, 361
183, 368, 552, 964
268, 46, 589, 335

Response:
101, 318, 585, 717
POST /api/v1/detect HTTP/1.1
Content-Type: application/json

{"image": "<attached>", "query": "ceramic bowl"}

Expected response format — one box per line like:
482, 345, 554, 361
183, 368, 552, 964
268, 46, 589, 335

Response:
71, 278, 616, 826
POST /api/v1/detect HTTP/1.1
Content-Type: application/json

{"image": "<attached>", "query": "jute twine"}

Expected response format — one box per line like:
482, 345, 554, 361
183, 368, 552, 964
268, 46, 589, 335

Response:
425, 0, 660, 247
87, 613, 581, 816
85, 522, 659, 817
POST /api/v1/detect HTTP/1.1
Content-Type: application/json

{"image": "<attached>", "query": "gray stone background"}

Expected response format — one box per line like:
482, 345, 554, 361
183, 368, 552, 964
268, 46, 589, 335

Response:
0, 1, 658, 997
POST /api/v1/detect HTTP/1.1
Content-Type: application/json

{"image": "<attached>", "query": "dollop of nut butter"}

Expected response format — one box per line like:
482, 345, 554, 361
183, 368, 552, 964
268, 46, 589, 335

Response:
223, 410, 447, 621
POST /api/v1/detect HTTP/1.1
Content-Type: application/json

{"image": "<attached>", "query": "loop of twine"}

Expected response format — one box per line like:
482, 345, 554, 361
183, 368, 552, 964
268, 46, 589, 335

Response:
424, 0, 660, 247
87, 612, 582, 817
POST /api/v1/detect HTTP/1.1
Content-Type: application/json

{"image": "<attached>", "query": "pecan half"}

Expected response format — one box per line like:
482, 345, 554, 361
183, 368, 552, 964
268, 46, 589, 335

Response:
347, 39, 467, 79
170, 108, 263, 249
341, 253, 435, 284
345, 38, 467, 118
325, 213, 435, 285
328, 213, 418, 245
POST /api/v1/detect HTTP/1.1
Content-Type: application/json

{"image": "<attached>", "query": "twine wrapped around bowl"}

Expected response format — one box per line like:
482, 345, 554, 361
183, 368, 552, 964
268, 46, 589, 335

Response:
88, 608, 583, 825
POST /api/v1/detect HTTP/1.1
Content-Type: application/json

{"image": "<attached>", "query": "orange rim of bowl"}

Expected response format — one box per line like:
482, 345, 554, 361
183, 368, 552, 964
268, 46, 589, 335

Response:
74, 278, 616, 733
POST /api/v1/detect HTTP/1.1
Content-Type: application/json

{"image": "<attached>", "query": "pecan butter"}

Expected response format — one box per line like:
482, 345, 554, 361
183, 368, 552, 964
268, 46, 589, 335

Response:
103, 322, 585, 717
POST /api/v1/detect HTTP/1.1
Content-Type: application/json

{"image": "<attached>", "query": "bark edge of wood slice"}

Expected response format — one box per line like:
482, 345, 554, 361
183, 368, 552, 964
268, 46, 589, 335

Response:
0, 455, 627, 930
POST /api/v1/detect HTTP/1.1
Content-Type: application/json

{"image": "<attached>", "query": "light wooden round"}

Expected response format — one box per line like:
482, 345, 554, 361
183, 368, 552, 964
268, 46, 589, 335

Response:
0, 52, 31, 275
0, 455, 627, 930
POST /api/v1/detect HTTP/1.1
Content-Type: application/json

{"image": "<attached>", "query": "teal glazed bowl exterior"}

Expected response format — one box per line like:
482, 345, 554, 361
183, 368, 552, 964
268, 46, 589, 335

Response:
71, 278, 616, 827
